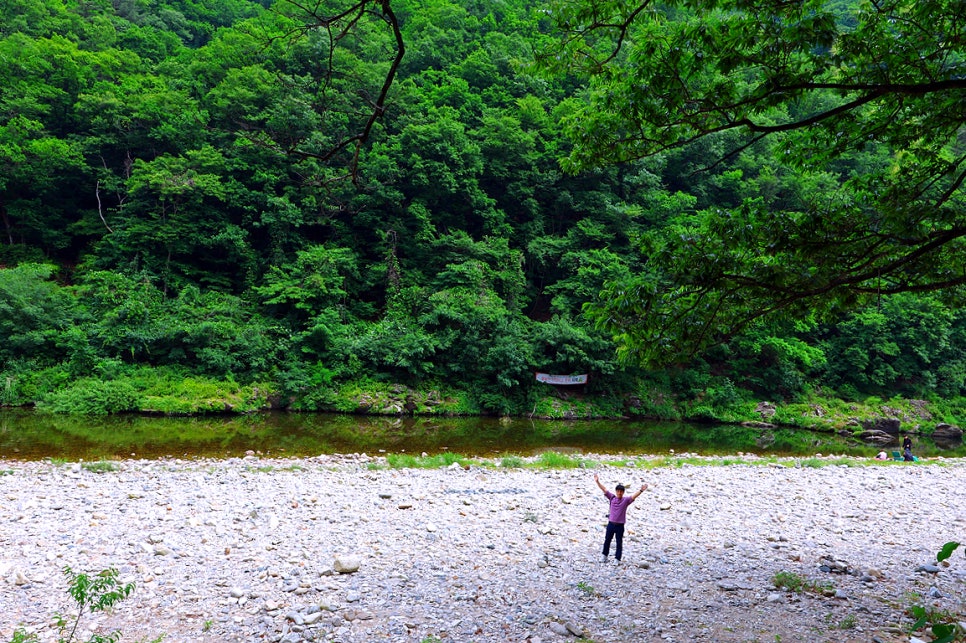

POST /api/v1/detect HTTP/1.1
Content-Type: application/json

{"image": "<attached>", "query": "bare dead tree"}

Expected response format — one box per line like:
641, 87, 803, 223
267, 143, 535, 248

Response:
94, 180, 114, 233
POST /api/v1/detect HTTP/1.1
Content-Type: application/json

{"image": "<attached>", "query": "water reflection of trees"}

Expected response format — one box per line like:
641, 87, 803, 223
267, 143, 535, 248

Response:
1, 411, 964, 461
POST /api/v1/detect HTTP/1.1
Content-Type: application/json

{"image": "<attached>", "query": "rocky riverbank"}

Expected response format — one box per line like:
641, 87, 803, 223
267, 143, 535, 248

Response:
1, 453, 964, 643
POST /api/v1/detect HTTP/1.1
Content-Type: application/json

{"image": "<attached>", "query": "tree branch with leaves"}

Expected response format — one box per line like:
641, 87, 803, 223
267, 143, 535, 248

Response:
540, 0, 966, 365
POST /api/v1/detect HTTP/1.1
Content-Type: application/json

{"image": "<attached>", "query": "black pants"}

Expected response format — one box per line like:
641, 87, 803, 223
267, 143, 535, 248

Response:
602, 521, 625, 560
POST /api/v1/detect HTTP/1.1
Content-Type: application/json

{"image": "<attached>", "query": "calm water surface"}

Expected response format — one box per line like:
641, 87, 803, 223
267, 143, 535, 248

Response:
0, 409, 962, 461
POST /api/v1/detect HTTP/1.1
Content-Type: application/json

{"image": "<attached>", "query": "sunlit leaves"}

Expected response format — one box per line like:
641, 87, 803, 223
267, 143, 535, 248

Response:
255, 245, 359, 319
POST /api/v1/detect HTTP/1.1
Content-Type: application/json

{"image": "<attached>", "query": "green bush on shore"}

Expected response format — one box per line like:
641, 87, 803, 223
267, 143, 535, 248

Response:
38, 379, 143, 415
30, 367, 276, 416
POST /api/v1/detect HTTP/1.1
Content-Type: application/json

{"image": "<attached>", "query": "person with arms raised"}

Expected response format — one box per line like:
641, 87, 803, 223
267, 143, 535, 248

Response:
594, 473, 647, 564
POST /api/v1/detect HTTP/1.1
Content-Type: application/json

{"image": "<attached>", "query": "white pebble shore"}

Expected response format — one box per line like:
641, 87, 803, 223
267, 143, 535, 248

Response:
1, 452, 963, 643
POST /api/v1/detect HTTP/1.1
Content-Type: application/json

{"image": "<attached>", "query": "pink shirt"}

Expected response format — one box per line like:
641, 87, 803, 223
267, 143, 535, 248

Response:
604, 491, 635, 524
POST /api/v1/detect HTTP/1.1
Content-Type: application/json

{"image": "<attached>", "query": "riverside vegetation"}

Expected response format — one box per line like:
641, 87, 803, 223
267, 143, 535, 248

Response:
4, 0, 966, 443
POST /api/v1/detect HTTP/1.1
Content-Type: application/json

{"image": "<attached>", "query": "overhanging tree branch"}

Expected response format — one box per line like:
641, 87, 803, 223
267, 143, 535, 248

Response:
548, 0, 966, 364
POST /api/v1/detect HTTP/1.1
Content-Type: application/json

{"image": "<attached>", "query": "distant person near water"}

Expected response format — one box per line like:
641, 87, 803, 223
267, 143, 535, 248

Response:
594, 473, 647, 564
902, 434, 914, 461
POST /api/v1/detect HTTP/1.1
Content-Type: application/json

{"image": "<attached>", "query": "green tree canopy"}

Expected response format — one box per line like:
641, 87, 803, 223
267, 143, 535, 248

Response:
542, 0, 966, 365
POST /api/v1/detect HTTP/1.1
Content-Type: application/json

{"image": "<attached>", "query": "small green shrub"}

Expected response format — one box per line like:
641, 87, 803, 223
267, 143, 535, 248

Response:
799, 458, 826, 469
772, 571, 806, 593
39, 380, 142, 415
534, 451, 585, 469
908, 603, 965, 642
576, 581, 597, 596
639, 456, 677, 469
386, 452, 473, 469
0, 364, 73, 406
81, 461, 118, 473
136, 371, 274, 414
771, 570, 833, 596
386, 454, 419, 468
6, 565, 159, 643
836, 613, 857, 630
500, 455, 524, 468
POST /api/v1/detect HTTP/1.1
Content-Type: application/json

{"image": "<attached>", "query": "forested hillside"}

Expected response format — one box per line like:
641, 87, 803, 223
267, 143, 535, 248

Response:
2, 0, 966, 429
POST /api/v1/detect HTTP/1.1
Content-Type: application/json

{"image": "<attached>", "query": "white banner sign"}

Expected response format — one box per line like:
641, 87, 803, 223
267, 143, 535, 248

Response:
535, 373, 588, 385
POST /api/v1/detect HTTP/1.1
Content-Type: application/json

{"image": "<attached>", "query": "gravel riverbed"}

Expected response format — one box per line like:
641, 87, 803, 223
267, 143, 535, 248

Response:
1, 453, 965, 643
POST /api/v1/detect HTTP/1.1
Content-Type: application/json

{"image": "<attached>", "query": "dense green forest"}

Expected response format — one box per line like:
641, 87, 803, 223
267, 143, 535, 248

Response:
2, 0, 966, 432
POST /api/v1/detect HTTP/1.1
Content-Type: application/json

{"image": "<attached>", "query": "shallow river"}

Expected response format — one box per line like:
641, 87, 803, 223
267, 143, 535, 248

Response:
1, 409, 961, 461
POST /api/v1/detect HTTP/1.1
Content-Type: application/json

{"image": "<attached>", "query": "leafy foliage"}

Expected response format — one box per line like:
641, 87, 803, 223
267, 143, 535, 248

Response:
0, 264, 80, 364
542, 0, 966, 364
6, 566, 146, 643
4, 0, 966, 419
908, 603, 964, 643
771, 570, 833, 596
38, 379, 143, 415
938, 542, 962, 563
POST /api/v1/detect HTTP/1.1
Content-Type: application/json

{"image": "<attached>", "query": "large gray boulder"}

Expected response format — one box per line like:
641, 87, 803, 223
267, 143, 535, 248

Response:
933, 423, 963, 444
856, 429, 893, 445
860, 417, 901, 435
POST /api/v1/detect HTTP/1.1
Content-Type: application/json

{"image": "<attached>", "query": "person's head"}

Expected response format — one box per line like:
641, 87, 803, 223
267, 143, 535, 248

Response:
615, 484, 625, 497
